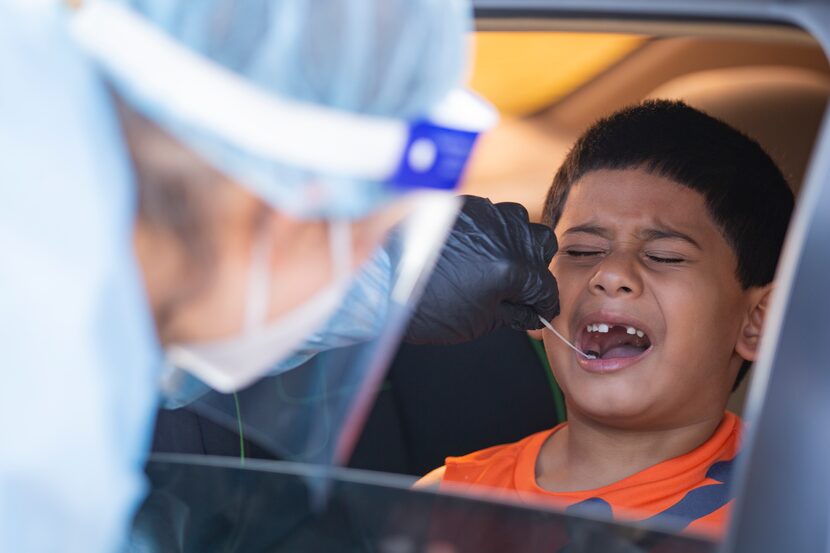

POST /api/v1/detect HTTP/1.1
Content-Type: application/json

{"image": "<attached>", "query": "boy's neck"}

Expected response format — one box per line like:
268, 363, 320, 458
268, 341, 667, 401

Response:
535, 409, 725, 493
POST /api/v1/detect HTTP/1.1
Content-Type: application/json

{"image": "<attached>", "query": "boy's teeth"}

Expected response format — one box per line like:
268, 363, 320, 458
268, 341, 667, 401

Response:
585, 322, 647, 338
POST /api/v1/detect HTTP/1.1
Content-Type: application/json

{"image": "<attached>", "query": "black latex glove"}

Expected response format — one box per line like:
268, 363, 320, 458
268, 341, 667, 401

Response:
405, 195, 560, 345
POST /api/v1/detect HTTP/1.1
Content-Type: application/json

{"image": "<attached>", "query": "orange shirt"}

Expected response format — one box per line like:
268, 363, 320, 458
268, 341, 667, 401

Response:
440, 411, 741, 539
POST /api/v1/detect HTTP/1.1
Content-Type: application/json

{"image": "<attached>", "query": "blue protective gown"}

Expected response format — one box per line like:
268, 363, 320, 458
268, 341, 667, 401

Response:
0, 2, 161, 551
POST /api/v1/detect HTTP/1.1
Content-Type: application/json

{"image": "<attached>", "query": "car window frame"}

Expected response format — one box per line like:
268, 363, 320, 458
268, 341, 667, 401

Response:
473, 2, 830, 552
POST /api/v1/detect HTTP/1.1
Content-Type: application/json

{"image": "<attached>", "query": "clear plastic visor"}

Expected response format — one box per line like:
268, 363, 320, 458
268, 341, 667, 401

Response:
159, 192, 462, 467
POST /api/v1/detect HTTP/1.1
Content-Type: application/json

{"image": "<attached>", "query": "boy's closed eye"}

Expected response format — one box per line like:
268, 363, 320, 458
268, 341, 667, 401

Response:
563, 248, 605, 257
559, 246, 693, 266
559, 224, 701, 265
644, 251, 687, 264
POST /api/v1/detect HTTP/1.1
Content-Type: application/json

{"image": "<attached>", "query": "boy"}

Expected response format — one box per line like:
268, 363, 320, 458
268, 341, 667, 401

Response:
417, 100, 794, 538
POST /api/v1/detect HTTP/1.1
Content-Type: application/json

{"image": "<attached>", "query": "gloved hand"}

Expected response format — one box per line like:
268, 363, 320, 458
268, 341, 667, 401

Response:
405, 195, 560, 345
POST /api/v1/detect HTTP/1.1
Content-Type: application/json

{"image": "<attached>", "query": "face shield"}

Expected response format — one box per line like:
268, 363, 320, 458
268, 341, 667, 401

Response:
160, 194, 465, 466
71, 2, 496, 466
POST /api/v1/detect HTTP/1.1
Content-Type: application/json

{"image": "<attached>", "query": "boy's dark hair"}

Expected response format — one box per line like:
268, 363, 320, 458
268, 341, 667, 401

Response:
543, 100, 794, 390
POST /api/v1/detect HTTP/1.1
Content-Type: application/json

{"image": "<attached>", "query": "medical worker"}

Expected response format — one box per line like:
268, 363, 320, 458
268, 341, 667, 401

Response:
0, 0, 559, 551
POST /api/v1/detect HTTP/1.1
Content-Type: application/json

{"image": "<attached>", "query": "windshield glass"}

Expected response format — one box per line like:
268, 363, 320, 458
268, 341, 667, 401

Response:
130, 455, 716, 553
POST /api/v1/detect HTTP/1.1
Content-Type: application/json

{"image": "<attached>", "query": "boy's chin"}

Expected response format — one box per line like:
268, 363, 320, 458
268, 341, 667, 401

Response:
572, 400, 651, 426
566, 381, 661, 426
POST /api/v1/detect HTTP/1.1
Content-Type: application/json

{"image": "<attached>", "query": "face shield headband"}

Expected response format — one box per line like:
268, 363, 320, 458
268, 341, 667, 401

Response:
69, 1, 498, 212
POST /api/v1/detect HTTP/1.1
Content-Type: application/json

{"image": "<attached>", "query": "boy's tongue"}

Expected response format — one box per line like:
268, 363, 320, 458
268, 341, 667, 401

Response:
583, 325, 650, 360
602, 344, 646, 359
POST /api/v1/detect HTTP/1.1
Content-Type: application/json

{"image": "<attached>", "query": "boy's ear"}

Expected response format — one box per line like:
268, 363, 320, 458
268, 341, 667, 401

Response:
735, 283, 774, 362
527, 329, 544, 341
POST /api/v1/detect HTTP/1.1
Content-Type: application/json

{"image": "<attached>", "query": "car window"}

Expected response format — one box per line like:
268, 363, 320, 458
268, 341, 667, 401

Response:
146, 9, 830, 552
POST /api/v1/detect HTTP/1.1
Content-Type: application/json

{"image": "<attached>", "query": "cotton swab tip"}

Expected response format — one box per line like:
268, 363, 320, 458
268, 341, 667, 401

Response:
537, 315, 597, 360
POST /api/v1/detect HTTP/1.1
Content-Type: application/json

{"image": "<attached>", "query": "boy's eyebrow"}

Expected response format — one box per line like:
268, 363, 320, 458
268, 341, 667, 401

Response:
561, 224, 702, 249
639, 228, 702, 249
561, 224, 613, 239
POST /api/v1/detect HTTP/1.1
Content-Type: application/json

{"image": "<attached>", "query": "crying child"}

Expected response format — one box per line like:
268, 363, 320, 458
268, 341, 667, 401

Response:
417, 100, 794, 539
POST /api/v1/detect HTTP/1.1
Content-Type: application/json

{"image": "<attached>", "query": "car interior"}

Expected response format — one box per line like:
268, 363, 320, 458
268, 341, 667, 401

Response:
152, 28, 830, 480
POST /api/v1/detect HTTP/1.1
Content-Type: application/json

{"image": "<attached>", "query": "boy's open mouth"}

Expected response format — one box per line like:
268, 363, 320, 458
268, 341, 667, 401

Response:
579, 321, 652, 360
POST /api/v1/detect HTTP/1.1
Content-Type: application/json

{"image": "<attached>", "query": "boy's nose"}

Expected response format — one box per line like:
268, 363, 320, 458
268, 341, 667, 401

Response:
589, 254, 643, 297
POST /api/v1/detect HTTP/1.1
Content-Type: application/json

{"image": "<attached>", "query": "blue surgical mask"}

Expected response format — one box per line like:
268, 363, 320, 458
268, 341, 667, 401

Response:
161, 246, 392, 408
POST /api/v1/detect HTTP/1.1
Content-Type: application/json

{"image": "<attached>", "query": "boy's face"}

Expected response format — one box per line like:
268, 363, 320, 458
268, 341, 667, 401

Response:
542, 168, 765, 429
